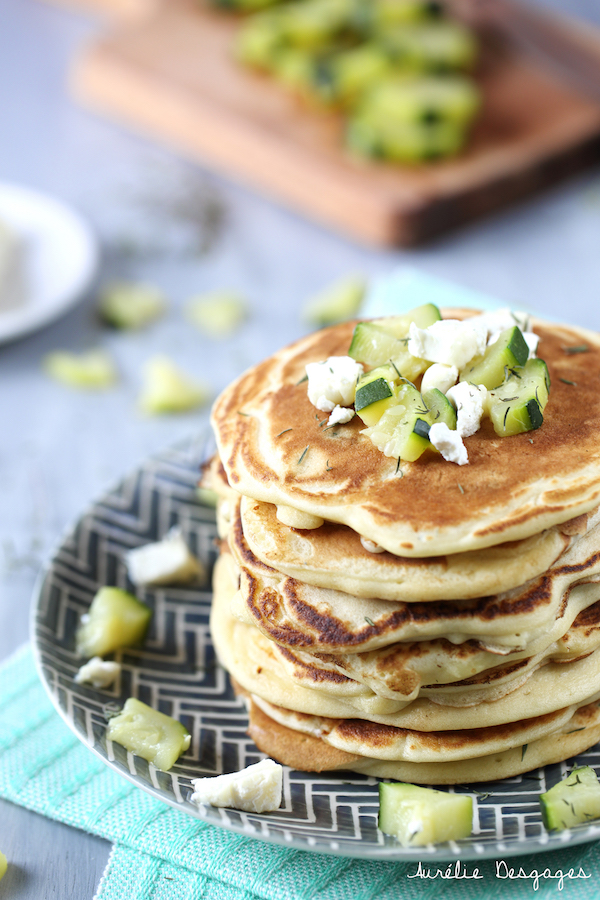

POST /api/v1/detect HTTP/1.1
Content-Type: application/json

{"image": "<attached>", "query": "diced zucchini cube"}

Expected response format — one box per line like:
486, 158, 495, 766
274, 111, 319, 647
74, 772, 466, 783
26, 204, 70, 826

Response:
461, 326, 529, 390
106, 697, 191, 771
540, 766, 600, 831
139, 356, 210, 415
355, 363, 400, 426
375, 304, 441, 335
379, 782, 473, 846
422, 387, 457, 429
349, 321, 404, 366
348, 304, 440, 380
98, 281, 166, 330
488, 358, 550, 437
303, 274, 366, 326
381, 21, 478, 74
363, 383, 432, 460
357, 75, 481, 127
347, 114, 468, 163
76, 587, 152, 658
185, 290, 248, 338
43, 350, 117, 390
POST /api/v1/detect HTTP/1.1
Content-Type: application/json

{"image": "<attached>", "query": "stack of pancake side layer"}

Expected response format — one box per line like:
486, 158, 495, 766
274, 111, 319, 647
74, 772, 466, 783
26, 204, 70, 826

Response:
208, 312, 600, 783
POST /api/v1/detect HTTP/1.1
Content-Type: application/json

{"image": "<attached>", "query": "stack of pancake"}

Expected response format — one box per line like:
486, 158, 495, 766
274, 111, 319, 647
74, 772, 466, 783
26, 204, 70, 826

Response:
208, 311, 600, 783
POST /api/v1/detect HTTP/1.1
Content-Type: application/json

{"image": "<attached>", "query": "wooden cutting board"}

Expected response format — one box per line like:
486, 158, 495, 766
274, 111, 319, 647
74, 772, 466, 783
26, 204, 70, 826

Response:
71, 0, 600, 245
44, 0, 159, 19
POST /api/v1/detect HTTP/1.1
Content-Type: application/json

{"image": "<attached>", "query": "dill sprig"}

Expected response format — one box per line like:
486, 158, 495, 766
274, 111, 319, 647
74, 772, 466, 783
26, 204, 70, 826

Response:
562, 344, 589, 354
297, 446, 310, 464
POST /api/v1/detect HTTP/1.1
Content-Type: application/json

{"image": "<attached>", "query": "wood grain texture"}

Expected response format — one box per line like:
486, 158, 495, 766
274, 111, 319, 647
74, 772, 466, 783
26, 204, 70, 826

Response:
70, 1, 600, 245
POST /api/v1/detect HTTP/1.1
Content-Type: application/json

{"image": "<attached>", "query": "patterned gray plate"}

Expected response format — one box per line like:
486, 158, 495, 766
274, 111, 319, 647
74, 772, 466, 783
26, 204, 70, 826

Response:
31, 435, 600, 860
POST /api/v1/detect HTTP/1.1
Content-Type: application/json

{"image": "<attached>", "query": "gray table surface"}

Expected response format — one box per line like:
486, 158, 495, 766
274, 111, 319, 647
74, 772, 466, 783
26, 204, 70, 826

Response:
2, 0, 600, 895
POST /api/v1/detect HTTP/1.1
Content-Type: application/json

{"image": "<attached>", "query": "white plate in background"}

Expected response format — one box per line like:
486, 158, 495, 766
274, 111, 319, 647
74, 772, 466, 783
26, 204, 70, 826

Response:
0, 182, 98, 344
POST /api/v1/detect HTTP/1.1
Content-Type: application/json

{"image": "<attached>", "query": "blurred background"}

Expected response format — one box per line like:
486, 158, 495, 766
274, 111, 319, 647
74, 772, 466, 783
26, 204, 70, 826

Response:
1, 0, 600, 894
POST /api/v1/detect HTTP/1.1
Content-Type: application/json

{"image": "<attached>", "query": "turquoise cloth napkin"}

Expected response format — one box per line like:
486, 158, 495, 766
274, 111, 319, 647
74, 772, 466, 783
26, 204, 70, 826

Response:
361, 267, 509, 318
1, 645, 600, 900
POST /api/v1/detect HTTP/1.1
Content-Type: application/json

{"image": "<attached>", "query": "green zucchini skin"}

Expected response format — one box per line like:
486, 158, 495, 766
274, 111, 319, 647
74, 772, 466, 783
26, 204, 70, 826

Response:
355, 375, 393, 412
348, 305, 441, 380
422, 387, 457, 429
488, 358, 550, 437
461, 326, 529, 390
540, 766, 600, 831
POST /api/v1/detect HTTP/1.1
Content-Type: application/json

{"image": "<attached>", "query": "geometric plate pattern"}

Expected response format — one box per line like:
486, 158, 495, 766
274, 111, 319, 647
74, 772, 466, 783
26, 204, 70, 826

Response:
31, 434, 600, 860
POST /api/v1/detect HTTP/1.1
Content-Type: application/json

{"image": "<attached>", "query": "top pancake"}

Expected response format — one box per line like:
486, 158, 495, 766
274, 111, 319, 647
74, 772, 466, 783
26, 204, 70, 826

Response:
212, 313, 600, 557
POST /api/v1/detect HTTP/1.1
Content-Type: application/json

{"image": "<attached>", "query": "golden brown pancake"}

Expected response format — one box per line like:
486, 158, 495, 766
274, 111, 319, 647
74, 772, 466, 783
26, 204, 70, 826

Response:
250, 693, 598, 763
245, 694, 600, 784
230, 522, 600, 652
280, 590, 600, 707
212, 554, 600, 729
238, 493, 586, 602
212, 315, 600, 556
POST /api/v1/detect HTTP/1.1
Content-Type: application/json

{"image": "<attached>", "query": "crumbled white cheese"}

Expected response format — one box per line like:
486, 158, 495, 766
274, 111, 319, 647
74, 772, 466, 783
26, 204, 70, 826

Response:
420, 363, 459, 396
306, 356, 363, 412
360, 537, 385, 553
408, 319, 487, 370
446, 382, 487, 438
190, 759, 283, 813
328, 405, 355, 426
125, 527, 205, 586
429, 422, 468, 465
523, 331, 539, 358
477, 307, 529, 338
75, 657, 121, 688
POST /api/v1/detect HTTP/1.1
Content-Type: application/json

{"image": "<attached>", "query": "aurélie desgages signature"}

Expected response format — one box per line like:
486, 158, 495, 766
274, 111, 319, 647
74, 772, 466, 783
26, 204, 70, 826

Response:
407, 860, 591, 890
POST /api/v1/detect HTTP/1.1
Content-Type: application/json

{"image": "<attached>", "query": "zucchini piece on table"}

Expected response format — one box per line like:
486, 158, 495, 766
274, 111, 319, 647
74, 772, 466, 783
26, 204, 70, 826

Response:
379, 782, 473, 846
43, 349, 117, 390
139, 356, 210, 415
540, 766, 600, 831
76, 587, 152, 658
488, 358, 550, 437
98, 281, 166, 330
303, 274, 365, 326
107, 697, 191, 771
